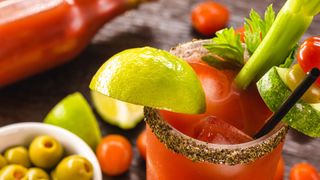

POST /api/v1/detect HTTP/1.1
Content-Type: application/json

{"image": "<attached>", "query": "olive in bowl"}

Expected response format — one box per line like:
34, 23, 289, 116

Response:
0, 123, 102, 180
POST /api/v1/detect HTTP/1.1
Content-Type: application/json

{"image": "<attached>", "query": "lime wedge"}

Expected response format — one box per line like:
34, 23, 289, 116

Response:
44, 92, 102, 149
90, 47, 206, 114
91, 91, 144, 129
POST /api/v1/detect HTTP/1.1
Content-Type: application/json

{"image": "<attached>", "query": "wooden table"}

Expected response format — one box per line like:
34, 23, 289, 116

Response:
0, 0, 319, 179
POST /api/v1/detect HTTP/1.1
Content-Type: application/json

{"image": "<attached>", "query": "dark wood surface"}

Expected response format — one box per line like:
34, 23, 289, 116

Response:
0, 0, 319, 179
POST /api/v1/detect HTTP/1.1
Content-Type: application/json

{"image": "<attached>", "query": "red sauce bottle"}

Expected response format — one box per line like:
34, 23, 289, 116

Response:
0, 0, 152, 86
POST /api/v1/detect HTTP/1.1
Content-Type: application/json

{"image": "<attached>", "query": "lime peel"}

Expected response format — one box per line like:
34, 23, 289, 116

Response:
44, 92, 102, 149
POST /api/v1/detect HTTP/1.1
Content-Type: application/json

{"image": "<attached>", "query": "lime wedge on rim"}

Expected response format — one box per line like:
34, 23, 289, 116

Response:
90, 47, 206, 114
44, 92, 102, 149
91, 91, 144, 129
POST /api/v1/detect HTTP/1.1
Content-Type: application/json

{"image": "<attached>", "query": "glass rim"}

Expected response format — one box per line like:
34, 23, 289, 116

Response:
145, 39, 288, 165
145, 107, 288, 165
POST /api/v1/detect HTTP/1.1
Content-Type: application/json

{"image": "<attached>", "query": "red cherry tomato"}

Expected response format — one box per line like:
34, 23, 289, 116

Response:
191, 1, 229, 36
136, 130, 147, 159
236, 26, 245, 42
297, 36, 320, 85
96, 135, 133, 176
289, 163, 320, 180
160, 61, 235, 136
191, 61, 232, 100
274, 156, 285, 180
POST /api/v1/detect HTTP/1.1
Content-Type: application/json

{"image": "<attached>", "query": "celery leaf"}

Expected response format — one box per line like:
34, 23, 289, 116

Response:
203, 28, 244, 69
245, 5, 275, 55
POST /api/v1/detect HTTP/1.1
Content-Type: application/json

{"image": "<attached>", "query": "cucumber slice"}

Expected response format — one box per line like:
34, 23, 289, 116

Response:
257, 67, 320, 137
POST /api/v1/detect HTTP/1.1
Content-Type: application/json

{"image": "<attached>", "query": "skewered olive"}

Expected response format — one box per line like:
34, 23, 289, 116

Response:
286, 64, 320, 103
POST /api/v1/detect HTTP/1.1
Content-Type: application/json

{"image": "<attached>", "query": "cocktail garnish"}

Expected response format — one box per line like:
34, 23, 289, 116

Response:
279, 45, 298, 68
203, 6, 276, 70
255, 68, 320, 139
244, 5, 275, 55
236, 0, 320, 89
203, 28, 244, 69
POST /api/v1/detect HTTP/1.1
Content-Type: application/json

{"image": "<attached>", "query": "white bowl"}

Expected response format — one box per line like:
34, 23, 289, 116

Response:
0, 122, 102, 180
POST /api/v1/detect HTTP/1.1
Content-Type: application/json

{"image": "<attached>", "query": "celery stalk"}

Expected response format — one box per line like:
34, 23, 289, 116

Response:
235, 0, 320, 89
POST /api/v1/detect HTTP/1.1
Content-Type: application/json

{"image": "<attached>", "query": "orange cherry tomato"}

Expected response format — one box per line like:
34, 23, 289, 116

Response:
191, 1, 229, 36
136, 130, 147, 159
96, 135, 133, 176
236, 26, 245, 42
274, 156, 285, 180
289, 163, 320, 180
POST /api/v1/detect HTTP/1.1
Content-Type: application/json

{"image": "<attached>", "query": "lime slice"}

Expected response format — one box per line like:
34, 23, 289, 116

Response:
91, 91, 144, 129
44, 92, 102, 149
90, 47, 206, 114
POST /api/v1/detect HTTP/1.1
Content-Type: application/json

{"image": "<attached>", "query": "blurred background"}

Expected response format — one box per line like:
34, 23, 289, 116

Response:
0, 0, 319, 179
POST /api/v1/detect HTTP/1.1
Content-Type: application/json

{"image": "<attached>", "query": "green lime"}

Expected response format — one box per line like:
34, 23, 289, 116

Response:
90, 47, 206, 114
91, 91, 143, 129
44, 92, 101, 149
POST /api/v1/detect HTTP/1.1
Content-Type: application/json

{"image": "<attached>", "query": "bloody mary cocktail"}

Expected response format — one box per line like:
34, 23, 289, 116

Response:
145, 40, 288, 180
89, 1, 319, 179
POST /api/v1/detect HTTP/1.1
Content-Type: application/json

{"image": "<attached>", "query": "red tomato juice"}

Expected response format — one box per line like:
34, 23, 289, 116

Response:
146, 58, 284, 180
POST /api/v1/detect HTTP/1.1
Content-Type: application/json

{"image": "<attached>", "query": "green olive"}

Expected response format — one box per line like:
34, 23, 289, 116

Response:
286, 64, 320, 103
29, 136, 63, 169
4, 146, 31, 168
0, 154, 7, 169
0, 164, 27, 180
22, 168, 49, 180
51, 155, 93, 180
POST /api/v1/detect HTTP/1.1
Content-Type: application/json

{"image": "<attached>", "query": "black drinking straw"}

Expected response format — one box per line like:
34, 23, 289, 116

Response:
254, 68, 320, 139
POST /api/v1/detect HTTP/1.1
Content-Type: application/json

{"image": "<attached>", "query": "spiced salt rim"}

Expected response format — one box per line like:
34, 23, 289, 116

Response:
144, 39, 288, 165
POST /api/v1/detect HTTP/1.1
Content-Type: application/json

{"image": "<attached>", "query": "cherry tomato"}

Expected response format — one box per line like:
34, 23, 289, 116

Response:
96, 135, 132, 176
189, 61, 233, 103
297, 36, 320, 85
191, 1, 229, 36
236, 26, 245, 42
289, 163, 320, 180
161, 60, 270, 137
160, 61, 238, 136
136, 130, 147, 159
274, 156, 285, 180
